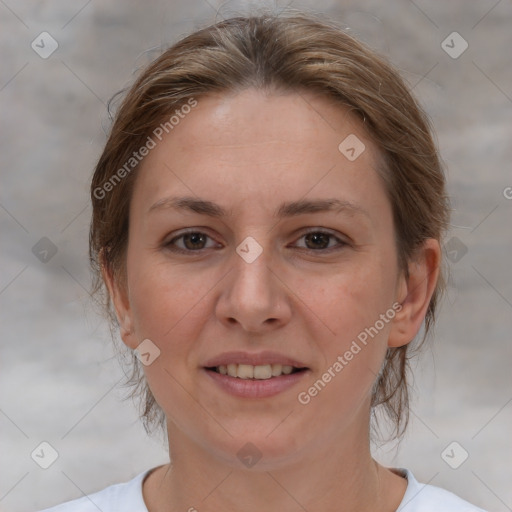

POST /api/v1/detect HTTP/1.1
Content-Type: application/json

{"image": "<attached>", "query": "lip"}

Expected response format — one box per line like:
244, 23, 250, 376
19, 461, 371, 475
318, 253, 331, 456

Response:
203, 367, 310, 398
202, 350, 308, 368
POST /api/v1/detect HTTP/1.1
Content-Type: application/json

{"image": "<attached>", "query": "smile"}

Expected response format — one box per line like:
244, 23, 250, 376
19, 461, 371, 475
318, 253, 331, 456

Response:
204, 366, 309, 398
209, 363, 304, 380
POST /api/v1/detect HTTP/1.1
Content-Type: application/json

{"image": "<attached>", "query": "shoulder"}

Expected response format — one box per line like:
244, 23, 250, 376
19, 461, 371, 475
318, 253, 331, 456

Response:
396, 468, 488, 512
35, 469, 152, 512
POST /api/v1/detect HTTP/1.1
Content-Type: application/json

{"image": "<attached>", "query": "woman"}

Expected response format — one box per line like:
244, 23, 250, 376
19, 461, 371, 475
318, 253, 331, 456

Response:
40, 11, 487, 512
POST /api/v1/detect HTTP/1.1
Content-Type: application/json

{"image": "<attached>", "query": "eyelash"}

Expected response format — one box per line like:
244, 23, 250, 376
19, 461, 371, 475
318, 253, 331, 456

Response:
164, 229, 348, 254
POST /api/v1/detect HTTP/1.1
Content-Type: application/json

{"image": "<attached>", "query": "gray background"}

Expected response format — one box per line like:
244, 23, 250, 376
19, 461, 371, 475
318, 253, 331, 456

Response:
1, 1, 511, 511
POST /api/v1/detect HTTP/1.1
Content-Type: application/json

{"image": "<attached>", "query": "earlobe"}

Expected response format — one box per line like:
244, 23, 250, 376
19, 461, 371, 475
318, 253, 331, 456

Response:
388, 239, 441, 348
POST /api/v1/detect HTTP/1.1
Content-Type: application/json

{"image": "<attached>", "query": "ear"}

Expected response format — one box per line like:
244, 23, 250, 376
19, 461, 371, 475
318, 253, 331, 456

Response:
388, 239, 441, 348
100, 252, 137, 350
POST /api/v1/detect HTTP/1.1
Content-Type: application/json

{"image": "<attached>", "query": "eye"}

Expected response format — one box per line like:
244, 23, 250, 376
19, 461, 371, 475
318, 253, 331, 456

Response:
293, 230, 347, 251
164, 229, 348, 254
165, 230, 218, 252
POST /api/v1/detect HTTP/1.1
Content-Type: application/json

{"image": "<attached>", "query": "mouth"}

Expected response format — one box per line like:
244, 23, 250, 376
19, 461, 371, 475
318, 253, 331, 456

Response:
202, 353, 310, 398
205, 363, 308, 380
202, 351, 310, 398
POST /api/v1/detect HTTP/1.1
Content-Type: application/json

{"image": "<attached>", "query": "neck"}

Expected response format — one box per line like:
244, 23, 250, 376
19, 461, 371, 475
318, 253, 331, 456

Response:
143, 419, 406, 512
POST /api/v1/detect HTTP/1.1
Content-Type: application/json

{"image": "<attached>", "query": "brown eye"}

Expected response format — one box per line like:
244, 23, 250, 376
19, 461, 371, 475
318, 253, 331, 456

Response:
304, 232, 330, 249
295, 230, 347, 252
182, 232, 207, 250
166, 231, 218, 252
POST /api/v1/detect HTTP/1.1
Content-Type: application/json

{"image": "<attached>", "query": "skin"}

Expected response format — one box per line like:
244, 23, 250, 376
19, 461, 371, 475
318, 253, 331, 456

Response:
103, 88, 440, 512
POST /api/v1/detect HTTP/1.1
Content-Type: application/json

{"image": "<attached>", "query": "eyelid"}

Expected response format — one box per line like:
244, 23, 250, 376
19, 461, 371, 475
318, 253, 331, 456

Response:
165, 228, 220, 250
164, 227, 349, 253
291, 228, 348, 250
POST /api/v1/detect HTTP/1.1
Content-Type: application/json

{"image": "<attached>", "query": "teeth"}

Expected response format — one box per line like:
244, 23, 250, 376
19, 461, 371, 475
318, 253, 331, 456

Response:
253, 365, 272, 379
237, 364, 254, 379
216, 363, 299, 379
282, 365, 293, 374
271, 364, 282, 376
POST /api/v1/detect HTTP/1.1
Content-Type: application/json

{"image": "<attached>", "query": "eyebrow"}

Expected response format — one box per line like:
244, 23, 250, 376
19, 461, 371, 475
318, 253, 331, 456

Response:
148, 195, 370, 219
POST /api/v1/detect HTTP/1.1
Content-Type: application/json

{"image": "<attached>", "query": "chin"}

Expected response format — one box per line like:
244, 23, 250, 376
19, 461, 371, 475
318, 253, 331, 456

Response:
199, 424, 309, 471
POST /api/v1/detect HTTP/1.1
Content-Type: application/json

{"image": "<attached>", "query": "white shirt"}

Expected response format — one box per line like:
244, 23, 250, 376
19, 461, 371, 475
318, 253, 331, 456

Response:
37, 467, 487, 511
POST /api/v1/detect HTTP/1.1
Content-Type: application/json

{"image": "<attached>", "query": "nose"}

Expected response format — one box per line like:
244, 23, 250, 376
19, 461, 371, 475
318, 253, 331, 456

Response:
215, 244, 292, 333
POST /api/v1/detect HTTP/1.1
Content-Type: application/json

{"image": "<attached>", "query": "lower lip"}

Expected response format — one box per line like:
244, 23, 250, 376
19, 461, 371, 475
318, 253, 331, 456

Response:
203, 368, 309, 398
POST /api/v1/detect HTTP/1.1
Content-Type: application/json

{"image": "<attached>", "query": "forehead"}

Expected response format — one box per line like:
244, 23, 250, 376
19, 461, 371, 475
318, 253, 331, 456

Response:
132, 88, 390, 222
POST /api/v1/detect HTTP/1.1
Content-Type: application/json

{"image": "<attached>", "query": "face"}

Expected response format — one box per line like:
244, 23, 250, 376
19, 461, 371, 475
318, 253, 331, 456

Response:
107, 88, 435, 468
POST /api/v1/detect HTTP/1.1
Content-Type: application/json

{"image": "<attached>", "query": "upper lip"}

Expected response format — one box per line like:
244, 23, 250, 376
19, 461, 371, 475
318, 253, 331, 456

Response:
203, 351, 308, 368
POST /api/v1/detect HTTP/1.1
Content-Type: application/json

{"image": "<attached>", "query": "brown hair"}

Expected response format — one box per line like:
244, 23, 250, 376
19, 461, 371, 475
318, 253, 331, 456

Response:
90, 11, 449, 439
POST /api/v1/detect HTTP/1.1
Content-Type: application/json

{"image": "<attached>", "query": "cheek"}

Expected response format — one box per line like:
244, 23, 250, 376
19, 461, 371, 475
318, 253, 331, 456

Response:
126, 256, 210, 350
294, 271, 395, 426
125, 260, 213, 423
308, 260, 397, 339
298, 257, 397, 393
